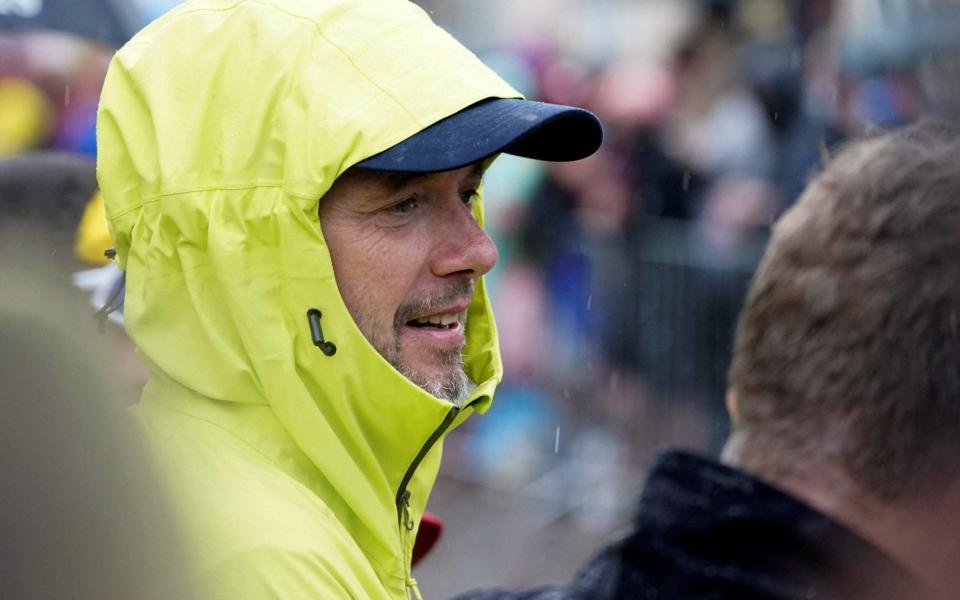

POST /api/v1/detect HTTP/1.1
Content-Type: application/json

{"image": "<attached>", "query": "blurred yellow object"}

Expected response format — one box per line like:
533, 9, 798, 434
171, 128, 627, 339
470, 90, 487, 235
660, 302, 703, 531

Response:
74, 191, 113, 265
0, 78, 53, 156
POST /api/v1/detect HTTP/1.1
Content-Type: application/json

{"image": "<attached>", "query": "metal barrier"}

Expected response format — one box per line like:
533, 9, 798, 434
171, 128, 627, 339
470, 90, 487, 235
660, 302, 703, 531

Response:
627, 218, 768, 409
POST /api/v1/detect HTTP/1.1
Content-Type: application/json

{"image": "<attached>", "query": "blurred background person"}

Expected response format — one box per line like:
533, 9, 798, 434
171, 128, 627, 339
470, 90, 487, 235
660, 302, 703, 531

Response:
0, 234, 195, 600
0, 151, 100, 264
0, 151, 147, 394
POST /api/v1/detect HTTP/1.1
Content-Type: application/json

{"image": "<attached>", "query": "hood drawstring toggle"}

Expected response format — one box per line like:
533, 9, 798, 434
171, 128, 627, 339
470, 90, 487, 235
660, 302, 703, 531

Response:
306, 309, 337, 356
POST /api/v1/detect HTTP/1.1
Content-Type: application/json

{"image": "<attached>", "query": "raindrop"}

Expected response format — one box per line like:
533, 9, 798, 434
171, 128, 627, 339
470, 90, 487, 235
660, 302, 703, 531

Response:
586, 294, 592, 311
773, 111, 779, 122
64, 85, 71, 106
682, 171, 691, 192
554, 427, 561, 454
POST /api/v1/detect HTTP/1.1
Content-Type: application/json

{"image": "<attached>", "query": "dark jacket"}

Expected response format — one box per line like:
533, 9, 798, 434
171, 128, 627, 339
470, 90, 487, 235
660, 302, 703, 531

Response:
453, 450, 929, 600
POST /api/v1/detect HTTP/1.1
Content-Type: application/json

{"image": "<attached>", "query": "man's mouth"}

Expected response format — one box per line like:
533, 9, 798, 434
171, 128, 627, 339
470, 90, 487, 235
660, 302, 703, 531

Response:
394, 289, 472, 350
406, 311, 464, 330
402, 309, 467, 350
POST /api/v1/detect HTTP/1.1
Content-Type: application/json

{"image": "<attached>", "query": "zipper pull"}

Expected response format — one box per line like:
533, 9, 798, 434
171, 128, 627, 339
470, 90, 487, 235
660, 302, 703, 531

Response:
399, 490, 415, 531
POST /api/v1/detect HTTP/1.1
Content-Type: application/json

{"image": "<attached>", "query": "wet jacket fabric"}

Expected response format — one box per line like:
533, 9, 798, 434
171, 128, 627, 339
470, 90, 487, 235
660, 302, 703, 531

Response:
96, 1, 518, 598
454, 451, 927, 600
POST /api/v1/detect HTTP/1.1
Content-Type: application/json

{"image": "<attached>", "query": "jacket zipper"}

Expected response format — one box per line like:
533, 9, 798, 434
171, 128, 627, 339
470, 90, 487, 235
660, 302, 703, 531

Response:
396, 405, 460, 598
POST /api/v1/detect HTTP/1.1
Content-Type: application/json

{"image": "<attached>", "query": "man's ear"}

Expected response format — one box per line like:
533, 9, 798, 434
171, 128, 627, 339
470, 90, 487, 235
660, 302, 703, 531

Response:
726, 391, 739, 422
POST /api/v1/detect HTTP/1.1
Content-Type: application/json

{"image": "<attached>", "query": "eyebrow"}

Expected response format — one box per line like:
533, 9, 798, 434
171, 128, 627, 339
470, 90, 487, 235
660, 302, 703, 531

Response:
376, 162, 485, 194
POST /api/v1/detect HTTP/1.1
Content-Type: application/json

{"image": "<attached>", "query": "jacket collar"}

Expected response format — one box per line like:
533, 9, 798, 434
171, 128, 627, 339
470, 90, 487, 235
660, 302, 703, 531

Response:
620, 451, 927, 599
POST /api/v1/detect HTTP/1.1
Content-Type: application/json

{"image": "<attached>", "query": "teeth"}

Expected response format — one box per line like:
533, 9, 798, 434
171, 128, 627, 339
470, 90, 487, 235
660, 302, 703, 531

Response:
414, 313, 458, 326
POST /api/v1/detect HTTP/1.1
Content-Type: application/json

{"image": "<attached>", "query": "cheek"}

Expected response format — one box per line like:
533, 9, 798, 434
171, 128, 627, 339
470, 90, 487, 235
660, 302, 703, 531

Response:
322, 222, 426, 325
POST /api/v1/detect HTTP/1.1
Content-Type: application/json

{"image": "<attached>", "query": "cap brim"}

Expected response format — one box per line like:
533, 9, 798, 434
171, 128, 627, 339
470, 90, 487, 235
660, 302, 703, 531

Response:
355, 98, 603, 173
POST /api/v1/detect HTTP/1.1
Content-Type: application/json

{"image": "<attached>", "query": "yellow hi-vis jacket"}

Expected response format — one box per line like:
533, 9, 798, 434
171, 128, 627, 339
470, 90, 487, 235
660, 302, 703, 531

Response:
97, 1, 519, 597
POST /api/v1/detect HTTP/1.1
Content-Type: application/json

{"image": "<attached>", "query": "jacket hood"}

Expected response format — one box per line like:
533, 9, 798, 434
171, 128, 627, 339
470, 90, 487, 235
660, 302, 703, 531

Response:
97, 0, 517, 586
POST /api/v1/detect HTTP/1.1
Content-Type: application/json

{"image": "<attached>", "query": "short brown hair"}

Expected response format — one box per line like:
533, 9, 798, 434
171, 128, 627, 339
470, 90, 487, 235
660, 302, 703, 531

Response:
727, 120, 960, 503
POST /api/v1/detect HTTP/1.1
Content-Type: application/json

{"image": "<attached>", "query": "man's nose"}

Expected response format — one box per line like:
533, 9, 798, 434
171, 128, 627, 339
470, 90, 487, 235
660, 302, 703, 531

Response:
430, 201, 499, 279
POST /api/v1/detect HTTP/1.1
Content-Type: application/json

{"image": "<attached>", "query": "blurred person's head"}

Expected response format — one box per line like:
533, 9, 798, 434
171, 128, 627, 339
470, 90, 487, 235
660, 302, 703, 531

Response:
725, 119, 960, 596
589, 61, 676, 133
0, 241, 194, 599
0, 152, 120, 271
535, 54, 593, 108
0, 151, 99, 266
0, 152, 147, 392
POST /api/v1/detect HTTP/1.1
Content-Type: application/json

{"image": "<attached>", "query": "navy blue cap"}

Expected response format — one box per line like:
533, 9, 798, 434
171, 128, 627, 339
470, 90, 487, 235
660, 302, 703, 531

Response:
355, 98, 603, 173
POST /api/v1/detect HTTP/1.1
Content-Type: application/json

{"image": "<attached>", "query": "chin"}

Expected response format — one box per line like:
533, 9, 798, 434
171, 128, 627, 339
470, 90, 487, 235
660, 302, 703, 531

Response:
402, 366, 468, 404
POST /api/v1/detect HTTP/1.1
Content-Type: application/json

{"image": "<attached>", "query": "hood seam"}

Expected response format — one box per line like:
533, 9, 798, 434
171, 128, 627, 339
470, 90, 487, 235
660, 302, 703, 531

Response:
107, 182, 319, 222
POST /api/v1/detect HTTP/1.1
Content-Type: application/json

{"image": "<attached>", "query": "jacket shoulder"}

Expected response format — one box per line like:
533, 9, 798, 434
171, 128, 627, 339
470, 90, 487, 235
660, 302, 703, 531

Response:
135, 400, 394, 599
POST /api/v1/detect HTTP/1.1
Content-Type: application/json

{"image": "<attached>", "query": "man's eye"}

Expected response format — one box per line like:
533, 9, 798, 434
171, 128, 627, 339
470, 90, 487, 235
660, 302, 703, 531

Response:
460, 189, 479, 206
390, 198, 419, 214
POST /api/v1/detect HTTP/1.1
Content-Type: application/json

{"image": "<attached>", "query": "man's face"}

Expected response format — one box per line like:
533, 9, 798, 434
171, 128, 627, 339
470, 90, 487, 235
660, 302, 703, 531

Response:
319, 163, 498, 404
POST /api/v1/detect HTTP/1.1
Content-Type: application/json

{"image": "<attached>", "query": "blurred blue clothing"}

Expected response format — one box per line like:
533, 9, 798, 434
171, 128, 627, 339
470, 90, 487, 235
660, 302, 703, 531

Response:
468, 385, 556, 479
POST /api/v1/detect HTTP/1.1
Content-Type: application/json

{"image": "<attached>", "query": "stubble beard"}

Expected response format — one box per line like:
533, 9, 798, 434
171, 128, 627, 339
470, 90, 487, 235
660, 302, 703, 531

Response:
395, 347, 469, 406
354, 281, 473, 405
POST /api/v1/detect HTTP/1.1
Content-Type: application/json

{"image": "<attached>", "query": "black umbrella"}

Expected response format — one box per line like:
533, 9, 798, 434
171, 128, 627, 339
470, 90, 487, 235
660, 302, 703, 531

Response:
0, 0, 145, 49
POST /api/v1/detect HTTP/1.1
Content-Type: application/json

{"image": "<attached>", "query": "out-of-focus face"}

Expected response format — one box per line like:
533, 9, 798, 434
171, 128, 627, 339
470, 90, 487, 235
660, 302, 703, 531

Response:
319, 162, 497, 404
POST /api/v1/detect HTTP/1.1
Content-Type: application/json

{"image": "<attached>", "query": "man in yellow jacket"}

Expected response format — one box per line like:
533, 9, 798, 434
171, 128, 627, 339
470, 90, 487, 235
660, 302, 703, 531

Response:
96, 1, 601, 598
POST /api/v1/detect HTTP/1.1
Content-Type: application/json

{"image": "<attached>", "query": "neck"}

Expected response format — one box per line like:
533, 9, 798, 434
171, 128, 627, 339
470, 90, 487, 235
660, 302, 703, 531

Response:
725, 447, 960, 600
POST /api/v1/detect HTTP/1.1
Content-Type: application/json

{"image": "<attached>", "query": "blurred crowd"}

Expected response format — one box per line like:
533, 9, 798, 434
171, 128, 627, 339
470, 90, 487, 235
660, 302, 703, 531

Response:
0, 33, 105, 158
3, 0, 960, 590
423, 0, 960, 537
